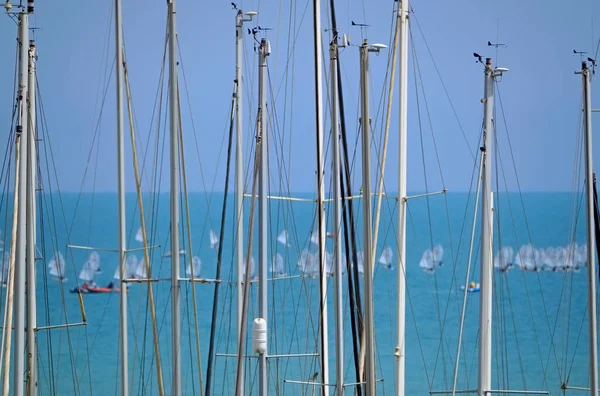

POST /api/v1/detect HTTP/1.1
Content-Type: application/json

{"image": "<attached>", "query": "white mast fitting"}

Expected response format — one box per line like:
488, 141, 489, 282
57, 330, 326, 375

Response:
168, 0, 181, 394
26, 36, 37, 396
312, 0, 329, 393
257, 37, 271, 396
395, 1, 409, 395
14, 7, 29, 396
360, 39, 387, 395
581, 60, 598, 396
114, 0, 128, 393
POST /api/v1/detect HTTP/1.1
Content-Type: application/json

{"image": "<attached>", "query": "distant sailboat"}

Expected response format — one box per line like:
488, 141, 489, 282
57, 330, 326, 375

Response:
277, 230, 291, 247
114, 254, 138, 281
186, 256, 202, 278
356, 251, 364, 275
0, 251, 9, 286
134, 257, 149, 280
270, 253, 287, 277
310, 231, 319, 245
419, 245, 444, 273
432, 244, 444, 266
86, 251, 102, 274
493, 246, 514, 272
514, 244, 538, 271
78, 265, 96, 287
135, 226, 143, 243
242, 256, 256, 280
209, 229, 219, 249
378, 246, 393, 269
48, 252, 66, 281
297, 248, 318, 277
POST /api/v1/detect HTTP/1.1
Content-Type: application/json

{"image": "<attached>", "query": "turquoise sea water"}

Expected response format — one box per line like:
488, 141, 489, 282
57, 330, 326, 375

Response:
0, 191, 593, 395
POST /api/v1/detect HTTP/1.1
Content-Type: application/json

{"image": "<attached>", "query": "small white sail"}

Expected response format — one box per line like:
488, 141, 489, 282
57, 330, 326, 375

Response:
186, 256, 202, 278
494, 246, 514, 272
325, 251, 334, 277
356, 251, 364, 275
135, 227, 144, 243
242, 256, 256, 279
310, 232, 319, 245
432, 245, 444, 266
135, 258, 148, 280
378, 246, 393, 269
78, 266, 95, 283
277, 230, 291, 247
86, 251, 101, 273
0, 252, 9, 284
514, 244, 537, 271
419, 249, 435, 273
574, 244, 587, 269
297, 249, 318, 277
271, 253, 286, 277
114, 255, 139, 280
209, 230, 219, 249
48, 252, 66, 280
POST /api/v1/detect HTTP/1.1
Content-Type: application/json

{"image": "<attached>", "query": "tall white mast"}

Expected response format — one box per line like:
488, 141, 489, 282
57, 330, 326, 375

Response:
395, 1, 409, 395
257, 37, 271, 396
478, 57, 494, 396
26, 37, 37, 396
14, 9, 29, 396
167, 0, 181, 394
360, 39, 376, 395
114, 0, 128, 392
582, 60, 598, 396
235, 9, 245, 375
234, 11, 255, 393
312, 0, 329, 392
330, 37, 344, 396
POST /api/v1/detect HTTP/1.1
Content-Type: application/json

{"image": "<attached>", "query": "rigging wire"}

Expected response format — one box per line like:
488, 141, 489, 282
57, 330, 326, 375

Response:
205, 81, 237, 396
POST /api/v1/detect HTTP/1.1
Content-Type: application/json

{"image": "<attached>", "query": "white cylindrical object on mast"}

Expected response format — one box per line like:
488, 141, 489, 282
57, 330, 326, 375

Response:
252, 318, 267, 354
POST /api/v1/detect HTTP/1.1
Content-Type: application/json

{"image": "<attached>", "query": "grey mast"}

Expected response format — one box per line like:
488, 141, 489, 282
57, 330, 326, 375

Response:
477, 57, 510, 396
330, 35, 345, 396
359, 39, 386, 395
312, 0, 329, 392
257, 37, 271, 396
167, 0, 181, 394
234, 10, 255, 394
26, 36, 37, 396
582, 60, 598, 396
114, 0, 128, 393
395, 1, 409, 395
478, 57, 494, 396
14, 6, 30, 396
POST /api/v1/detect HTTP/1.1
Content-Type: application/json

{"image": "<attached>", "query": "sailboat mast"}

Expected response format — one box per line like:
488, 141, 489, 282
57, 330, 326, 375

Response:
478, 58, 494, 396
360, 39, 376, 395
114, 0, 128, 393
257, 37, 270, 396
168, 0, 181, 394
235, 11, 245, 382
395, 1, 409, 395
25, 37, 37, 396
312, 0, 330, 393
582, 60, 598, 396
14, 9, 29, 396
330, 38, 344, 396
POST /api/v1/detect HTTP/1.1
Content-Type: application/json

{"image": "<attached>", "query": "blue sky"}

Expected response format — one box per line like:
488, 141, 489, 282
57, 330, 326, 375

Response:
0, 0, 598, 193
